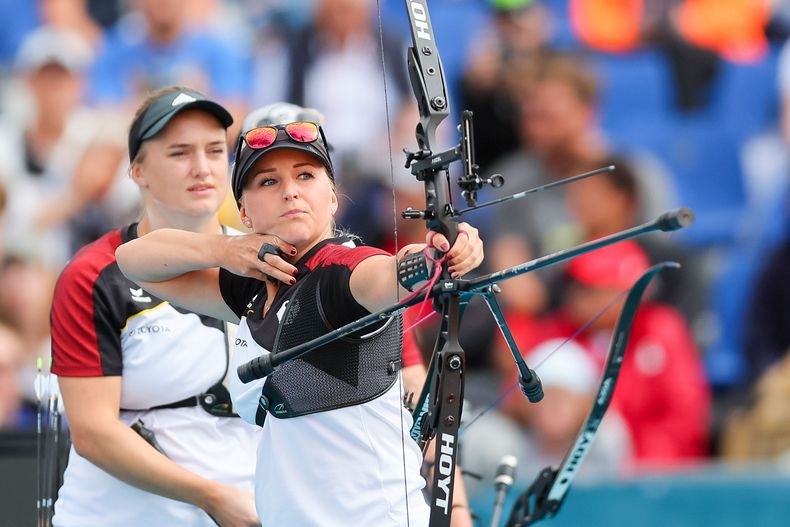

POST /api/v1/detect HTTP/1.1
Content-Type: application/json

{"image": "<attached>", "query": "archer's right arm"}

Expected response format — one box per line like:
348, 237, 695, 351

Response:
116, 228, 296, 322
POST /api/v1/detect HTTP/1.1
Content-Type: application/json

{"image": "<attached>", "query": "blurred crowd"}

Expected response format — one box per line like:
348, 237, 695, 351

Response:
2, 0, 790, 505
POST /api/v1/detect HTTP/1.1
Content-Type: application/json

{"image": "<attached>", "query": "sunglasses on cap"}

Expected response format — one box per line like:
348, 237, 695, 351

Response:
232, 121, 334, 202
241, 121, 323, 151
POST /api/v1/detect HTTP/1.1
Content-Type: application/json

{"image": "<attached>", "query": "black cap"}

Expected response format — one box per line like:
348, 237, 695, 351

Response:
231, 125, 334, 203
128, 88, 234, 162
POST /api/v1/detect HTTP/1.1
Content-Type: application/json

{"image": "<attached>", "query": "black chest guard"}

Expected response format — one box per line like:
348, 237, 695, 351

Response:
259, 272, 403, 419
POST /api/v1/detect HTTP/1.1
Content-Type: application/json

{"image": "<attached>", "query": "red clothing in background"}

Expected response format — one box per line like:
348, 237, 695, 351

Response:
500, 303, 710, 469
608, 304, 710, 467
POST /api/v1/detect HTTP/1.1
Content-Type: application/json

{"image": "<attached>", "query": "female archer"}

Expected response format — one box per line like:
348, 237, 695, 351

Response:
116, 115, 484, 525
50, 87, 260, 526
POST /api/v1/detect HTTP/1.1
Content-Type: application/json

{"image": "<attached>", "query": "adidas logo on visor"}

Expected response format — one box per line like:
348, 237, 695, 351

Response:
172, 93, 197, 106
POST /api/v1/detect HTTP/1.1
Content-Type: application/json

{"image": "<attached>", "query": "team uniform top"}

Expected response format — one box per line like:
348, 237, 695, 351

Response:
222, 237, 430, 527
50, 224, 260, 527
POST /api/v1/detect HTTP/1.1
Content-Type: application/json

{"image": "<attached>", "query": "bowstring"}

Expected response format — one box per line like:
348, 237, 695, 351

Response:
375, 1, 412, 524
459, 287, 629, 436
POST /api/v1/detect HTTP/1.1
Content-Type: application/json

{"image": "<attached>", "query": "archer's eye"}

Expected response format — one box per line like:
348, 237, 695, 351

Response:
298, 171, 315, 180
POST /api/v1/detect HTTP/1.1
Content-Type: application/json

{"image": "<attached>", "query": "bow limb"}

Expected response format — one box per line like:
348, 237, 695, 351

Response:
505, 262, 679, 527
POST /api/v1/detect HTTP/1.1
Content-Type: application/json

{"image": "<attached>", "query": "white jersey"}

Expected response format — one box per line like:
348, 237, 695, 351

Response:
221, 238, 430, 526
50, 225, 260, 526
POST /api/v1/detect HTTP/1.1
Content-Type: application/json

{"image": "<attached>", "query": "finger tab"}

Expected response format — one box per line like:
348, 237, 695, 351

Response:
258, 243, 282, 262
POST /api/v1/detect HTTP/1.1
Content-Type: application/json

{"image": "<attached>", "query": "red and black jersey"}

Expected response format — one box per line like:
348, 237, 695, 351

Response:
222, 237, 417, 424
50, 223, 228, 410
219, 236, 422, 368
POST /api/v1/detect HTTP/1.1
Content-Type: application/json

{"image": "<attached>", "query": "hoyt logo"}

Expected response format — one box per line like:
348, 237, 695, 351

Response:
434, 433, 454, 514
562, 430, 595, 477
409, 1, 431, 41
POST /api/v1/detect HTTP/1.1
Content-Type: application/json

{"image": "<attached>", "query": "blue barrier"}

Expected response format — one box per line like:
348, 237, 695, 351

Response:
471, 466, 790, 527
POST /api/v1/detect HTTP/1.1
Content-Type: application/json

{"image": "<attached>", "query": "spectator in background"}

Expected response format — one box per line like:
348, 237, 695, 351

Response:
0, 26, 136, 267
0, 255, 55, 361
500, 241, 710, 469
39, 0, 104, 48
502, 338, 632, 479
565, 157, 708, 338
89, 0, 249, 127
742, 205, 790, 384
0, 320, 25, 430
0, 0, 107, 74
0, 255, 57, 424
252, 0, 419, 249
486, 52, 673, 257
459, 0, 550, 174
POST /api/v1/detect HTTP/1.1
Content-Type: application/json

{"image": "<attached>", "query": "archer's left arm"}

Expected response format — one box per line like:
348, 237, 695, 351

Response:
350, 222, 484, 313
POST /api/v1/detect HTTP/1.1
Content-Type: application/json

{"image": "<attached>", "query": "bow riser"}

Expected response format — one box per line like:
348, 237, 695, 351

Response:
404, 0, 450, 151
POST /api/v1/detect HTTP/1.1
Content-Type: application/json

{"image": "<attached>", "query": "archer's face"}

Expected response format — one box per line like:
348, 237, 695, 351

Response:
132, 110, 229, 220
239, 149, 338, 250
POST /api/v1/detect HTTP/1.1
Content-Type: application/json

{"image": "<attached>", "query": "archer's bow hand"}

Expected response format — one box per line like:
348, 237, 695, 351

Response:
428, 222, 484, 279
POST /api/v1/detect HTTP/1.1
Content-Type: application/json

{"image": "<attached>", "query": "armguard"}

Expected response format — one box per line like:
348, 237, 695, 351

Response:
397, 252, 431, 292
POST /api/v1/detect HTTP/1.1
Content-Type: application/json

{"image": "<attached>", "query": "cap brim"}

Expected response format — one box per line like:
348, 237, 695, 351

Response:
141, 100, 234, 142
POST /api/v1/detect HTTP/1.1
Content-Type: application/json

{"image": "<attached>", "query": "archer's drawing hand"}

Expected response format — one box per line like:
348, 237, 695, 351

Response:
426, 222, 484, 279
203, 484, 261, 527
221, 233, 298, 284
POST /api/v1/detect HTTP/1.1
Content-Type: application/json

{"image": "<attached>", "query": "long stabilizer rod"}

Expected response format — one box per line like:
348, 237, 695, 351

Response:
467, 208, 693, 293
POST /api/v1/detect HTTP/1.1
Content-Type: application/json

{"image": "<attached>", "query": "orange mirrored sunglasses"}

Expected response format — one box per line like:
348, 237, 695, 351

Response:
242, 121, 321, 150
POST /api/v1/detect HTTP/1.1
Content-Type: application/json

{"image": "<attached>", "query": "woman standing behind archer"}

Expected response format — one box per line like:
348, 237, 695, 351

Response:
117, 117, 484, 525
50, 87, 260, 526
